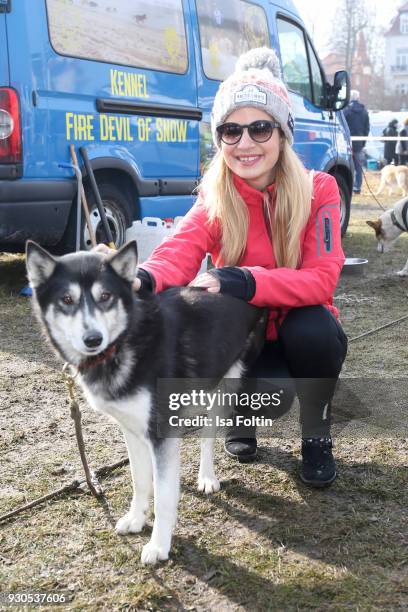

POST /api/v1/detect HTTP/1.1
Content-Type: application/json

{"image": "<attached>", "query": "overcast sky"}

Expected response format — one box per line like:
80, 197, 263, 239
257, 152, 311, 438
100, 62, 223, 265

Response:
293, 0, 401, 55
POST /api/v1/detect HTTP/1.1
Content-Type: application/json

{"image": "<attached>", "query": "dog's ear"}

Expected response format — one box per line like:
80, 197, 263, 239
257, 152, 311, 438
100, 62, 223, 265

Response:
26, 240, 57, 288
108, 241, 138, 283
366, 219, 381, 231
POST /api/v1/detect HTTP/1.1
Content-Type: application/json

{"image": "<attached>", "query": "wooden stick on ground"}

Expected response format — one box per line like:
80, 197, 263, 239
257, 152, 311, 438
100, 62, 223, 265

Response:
0, 458, 129, 523
69, 144, 97, 248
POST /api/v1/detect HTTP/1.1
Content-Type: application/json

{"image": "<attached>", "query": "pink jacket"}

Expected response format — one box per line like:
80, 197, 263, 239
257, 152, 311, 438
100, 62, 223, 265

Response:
140, 171, 345, 341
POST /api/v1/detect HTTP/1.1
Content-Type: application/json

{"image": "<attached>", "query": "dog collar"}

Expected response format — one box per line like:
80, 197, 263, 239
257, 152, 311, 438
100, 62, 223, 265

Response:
78, 343, 117, 370
391, 201, 408, 233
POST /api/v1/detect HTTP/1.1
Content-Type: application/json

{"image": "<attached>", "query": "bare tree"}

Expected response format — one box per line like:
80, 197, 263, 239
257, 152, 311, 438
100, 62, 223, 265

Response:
328, 0, 374, 73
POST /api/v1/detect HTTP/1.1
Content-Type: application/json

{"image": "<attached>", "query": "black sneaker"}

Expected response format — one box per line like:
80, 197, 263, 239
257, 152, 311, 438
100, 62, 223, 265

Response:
224, 437, 257, 462
300, 437, 336, 487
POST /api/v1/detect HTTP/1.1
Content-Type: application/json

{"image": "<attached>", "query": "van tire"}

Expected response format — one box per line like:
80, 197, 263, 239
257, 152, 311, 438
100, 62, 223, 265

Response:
82, 182, 133, 250
58, 182, 133, 253
334, 174, 351, 236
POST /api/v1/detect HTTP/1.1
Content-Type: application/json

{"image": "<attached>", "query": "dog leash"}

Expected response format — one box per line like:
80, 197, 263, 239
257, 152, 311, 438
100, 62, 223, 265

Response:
62, 363, 103, 498
355, 155, 387, 212
348, 313, 408, 343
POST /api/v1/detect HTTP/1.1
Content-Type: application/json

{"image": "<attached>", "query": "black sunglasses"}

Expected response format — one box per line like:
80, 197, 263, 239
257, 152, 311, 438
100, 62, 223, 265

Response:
216, 120, 281, 144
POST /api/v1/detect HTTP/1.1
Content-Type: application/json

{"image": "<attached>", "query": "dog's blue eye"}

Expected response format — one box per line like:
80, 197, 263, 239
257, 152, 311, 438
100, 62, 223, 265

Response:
100, 291, 111, 302
62, 294, 73, 305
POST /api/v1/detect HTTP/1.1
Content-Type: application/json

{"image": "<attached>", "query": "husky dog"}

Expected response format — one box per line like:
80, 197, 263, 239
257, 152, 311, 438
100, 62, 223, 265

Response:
367, 196, 408, 276
375, 164, 408, 197
26, 241, 265, 564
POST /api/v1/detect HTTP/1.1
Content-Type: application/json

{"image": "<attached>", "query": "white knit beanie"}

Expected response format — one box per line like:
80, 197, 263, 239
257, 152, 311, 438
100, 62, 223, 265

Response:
211, 47, 294, 146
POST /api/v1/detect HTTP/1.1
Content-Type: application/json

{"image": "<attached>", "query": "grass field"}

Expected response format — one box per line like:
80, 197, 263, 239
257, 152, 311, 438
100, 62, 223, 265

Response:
0, 170, 407, 610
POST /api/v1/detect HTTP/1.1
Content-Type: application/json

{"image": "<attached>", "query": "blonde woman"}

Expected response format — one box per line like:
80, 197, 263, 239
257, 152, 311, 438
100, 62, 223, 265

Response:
119, 48, 347, 486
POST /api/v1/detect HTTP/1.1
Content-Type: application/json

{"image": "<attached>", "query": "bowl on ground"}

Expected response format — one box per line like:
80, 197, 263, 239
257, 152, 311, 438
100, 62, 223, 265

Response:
341, 257, 368, 275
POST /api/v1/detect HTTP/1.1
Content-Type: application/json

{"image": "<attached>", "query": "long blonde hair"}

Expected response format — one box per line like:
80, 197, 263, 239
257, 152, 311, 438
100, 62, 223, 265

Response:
200, 141, 312, 268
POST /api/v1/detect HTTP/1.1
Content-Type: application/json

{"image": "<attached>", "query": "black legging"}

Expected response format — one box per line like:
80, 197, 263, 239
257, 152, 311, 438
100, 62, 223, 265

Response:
235, 305, 348, 438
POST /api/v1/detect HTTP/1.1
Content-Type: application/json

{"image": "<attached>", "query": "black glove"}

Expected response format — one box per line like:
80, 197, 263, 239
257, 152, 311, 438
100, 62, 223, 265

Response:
136, 268, 155, 295
208, 266, 256, 301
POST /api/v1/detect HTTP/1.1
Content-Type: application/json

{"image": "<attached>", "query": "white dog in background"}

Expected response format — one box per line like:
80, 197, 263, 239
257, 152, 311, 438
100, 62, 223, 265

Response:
367, 196, 408, 276
375, 165, 408, 197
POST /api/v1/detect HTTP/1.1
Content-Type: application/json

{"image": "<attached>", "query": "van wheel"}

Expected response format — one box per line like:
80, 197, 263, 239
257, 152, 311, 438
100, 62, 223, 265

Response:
334, 174, 351, 236
83, 183, 132, 250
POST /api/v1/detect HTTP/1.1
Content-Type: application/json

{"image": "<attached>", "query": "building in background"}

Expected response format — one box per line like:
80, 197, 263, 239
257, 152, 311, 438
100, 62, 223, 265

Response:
351, 32, 372, 101
321, 52, 344, 81
321, 32, 372, 103
384, 1, 408, 110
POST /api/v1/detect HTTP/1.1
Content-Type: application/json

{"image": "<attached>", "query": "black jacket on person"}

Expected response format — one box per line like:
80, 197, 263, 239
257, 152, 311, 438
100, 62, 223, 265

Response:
397, 127, 408, 158
382, 121, 398, 164
343, 100, 370, 152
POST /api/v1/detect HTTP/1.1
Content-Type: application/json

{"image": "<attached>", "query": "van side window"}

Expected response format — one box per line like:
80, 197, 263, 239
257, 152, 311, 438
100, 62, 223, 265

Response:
276, 18, 312, 100
46, 0, 188, 74
307, 39, 325, 106
197, 0, 269, 81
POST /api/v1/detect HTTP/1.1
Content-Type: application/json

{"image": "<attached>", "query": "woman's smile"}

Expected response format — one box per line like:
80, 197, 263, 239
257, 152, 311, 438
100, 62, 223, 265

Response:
235, 154, 263, 166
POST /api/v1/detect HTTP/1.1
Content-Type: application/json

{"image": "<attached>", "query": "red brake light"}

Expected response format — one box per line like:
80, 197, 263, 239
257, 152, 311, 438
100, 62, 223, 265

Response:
0, 88, 22, 164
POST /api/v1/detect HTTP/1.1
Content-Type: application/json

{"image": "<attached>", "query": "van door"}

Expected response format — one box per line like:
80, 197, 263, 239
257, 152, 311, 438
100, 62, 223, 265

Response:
275, 15, 338, 171
275, 14, 352, 233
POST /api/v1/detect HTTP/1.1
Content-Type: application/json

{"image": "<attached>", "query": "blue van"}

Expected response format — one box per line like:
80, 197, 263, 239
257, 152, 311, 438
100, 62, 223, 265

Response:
0, 0, 352, 253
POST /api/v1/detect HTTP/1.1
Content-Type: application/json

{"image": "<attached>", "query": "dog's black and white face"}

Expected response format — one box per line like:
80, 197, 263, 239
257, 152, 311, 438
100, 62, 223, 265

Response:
26, 241, 138, 365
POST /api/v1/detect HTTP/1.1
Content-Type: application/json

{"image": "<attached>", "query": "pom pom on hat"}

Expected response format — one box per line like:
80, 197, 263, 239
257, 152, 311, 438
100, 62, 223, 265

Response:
211, 47, 294, 146
235, 47, 282, 79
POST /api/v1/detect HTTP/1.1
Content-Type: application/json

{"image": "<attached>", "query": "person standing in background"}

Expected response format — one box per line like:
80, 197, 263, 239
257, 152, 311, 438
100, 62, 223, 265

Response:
396, 118, 408, 166
343, 90, 370, 194
382, 119, 398, 166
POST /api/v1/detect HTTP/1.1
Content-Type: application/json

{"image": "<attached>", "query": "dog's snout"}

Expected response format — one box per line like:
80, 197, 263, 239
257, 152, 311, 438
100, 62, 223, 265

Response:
83, 331, 103, 348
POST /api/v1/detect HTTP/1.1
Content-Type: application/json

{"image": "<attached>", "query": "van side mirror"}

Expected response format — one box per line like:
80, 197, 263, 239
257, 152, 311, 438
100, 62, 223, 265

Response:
330, 70, 350, 111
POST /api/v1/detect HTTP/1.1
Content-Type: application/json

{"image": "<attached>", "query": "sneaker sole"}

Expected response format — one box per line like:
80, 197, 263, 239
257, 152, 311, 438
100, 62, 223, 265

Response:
224, 446, 258, 463
299, 471, 337, 488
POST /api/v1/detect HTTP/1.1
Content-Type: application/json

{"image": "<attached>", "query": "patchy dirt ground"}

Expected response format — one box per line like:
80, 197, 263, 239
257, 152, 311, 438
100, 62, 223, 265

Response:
0, 171, 407, 611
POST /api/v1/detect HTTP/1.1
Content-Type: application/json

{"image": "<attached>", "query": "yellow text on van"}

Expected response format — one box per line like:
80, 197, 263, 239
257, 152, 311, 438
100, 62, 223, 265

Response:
110, 70, 149, 99
100, 115, 134, 141
156, 118, 188, 142
66, 112, 95, 141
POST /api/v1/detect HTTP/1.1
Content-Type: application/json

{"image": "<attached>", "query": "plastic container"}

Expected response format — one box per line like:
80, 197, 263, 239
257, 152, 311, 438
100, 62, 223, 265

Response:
366, 159, 378, 171
126, 217, 172, 263
125, 216, 208, 272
